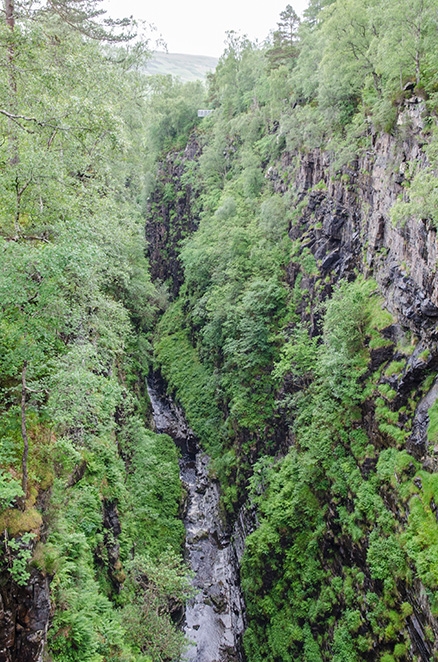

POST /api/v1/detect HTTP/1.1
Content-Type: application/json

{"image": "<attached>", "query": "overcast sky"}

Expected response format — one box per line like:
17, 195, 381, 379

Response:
103, 0, 309, 57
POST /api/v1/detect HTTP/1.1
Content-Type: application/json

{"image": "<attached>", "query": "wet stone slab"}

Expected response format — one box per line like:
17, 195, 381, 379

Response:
146, 376, 245, 662
182, 454, 244, 662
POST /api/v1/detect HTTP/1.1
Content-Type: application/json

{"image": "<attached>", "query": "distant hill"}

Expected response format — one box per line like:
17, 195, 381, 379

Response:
145, 52, 219, 82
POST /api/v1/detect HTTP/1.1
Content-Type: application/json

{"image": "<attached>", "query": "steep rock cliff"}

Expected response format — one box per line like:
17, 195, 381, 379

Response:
149, 97, 438, 660
287, 98, 437, 338
0, 537, 50, 662
145, 137, 202, 297
268, 99, 438, 660
286, 100, 437, 456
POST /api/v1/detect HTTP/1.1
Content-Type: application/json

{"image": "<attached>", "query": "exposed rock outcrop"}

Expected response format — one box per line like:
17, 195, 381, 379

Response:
0, 559, 50, 662
277, 100, 438, 660
290, 100, 437, 341
145, 137, 202, 297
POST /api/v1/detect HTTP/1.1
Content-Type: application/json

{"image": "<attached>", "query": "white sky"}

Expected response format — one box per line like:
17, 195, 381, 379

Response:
103, 0, 309, 58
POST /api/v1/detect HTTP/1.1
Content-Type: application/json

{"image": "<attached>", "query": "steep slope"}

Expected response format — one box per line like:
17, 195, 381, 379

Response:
146, 18, 438, 660
0, 11, 191, 662
3, 1, 438, 660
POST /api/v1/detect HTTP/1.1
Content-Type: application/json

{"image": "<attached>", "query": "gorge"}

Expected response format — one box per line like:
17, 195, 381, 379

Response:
2, 0, 438, 661
145, 96, 438, 660
147, 374, 245, 661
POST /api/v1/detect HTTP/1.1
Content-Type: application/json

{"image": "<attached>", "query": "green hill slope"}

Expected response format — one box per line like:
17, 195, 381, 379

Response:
145, 52, 218, 82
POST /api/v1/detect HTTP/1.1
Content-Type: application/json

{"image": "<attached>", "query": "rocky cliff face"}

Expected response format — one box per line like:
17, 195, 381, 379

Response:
0, 498, 124, 662
285, 98, 437, 340
147, 98, 438, 660
145, 138, 202, 297
284, 99, 438, 461
274, 99, 438, 660
0, 546, 50, 662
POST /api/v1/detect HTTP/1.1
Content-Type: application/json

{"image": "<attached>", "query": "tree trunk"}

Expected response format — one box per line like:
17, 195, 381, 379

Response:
20, 361, 29, 510
415, 50, 421, 87
5, 0, 14, 29
4, 0, 19, 166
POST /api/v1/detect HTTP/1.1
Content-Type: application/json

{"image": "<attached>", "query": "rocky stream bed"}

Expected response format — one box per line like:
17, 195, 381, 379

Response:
146, 374, 246, 662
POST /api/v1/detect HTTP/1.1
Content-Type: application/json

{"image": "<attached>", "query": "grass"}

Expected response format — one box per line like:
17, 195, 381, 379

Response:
385, 360, 406, 377
427, 400, 438, 445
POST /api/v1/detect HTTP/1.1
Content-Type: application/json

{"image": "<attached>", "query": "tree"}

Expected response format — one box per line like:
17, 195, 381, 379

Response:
0, 241, 61, 497
19, 362, 28, 507
277, 4, 300, 45
144, 75, 205, 153
267, 4, 301, 68
0, 0, 155, 510
372, 0, 438, 90
317, 0, 382, 124
207, 31, 257, 116
4, 0, 136, 41
303, 0, 336, 26
0, 11, 151, 241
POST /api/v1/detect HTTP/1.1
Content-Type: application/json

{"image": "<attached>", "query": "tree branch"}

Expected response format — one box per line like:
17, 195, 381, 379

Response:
0, 233, 50, 243
0, 108, 43, 125
20, 361, 28, 511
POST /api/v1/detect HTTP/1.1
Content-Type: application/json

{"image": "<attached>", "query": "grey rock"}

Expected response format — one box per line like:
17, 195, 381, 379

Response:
321, 249, 341, 272
147, 376, 245, 662
0, 564, 50, 662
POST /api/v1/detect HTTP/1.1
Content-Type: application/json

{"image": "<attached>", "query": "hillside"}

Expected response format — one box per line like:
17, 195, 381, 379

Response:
146, 6, 438, 660
145, 51, 218, 81
2, 1, 438, 661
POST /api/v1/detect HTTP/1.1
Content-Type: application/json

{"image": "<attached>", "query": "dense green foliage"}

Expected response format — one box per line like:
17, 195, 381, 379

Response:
150, 0, 438, 659
0, 4, 192, 661
3, 0, 438, 659
240, 279, 421, 660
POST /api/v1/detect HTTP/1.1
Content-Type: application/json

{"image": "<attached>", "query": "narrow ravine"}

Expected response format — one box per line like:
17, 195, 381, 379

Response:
146, 374, 245, 662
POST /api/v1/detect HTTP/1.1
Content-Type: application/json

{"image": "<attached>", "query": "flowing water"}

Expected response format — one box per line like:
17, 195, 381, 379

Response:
146, 375, 245, 662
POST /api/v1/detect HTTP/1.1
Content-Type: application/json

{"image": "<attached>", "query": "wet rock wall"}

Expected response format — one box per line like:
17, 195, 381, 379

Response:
282, 99, 438, 339
0, 551, 50, 662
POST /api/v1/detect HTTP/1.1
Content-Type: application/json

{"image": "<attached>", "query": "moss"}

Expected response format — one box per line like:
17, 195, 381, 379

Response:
393, 643, 407, 658
31, 541, 61, 576
0, 507, 43, 535
369, 333, 393, 350
376, 449, 418, 492
419, 348, 431, 362
155, 306, 225, 453
384, 359, 406, 377
367, 303, 394, 332
313, 179, 327, 191
378, 384, 397, 402
300, 247, 319, 276
403, 472, 438, 592
350, 429, 369, 461
399, 343, 416, 356
427, 399, 438, 445
400, 602, 413, 618
378, 422, 407, 446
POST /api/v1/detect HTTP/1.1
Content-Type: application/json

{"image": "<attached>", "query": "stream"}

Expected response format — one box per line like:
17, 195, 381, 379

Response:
146, 374, 246, 662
